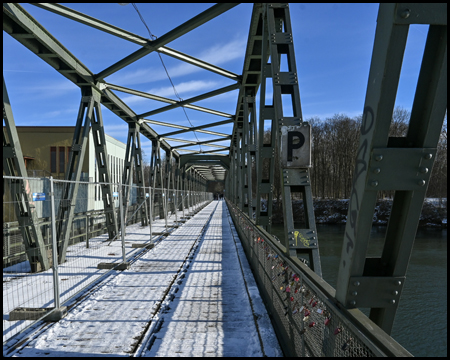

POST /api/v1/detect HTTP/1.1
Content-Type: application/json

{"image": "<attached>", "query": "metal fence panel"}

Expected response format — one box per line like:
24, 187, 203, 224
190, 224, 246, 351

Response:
226, 199, 411, 357
3, 175, 213, 344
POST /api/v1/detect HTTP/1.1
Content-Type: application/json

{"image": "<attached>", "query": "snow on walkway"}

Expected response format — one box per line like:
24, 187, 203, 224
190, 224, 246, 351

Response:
3, 204, 202, 344
143, 201, 282, 357
11, 203, 215, 356
11, 201, 281, 357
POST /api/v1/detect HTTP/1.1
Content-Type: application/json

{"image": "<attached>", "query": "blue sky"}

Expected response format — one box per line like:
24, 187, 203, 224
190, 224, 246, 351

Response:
3, 3, 429, 158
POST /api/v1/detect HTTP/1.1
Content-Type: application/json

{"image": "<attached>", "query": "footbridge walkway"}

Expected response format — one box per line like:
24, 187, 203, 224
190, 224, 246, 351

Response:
3, 2, 446, 357
5, 201, 282, 357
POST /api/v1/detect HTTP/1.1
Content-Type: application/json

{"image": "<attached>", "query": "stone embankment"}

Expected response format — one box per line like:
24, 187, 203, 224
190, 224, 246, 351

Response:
270, 199, 447, 228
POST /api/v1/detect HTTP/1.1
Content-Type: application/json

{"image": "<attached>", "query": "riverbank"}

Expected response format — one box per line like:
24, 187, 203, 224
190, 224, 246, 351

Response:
270, 198, 447, 228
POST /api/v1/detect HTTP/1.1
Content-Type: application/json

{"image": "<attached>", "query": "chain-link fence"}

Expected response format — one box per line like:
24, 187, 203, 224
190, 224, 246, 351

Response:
226, 199, 411, 357
3, 175, 213, 344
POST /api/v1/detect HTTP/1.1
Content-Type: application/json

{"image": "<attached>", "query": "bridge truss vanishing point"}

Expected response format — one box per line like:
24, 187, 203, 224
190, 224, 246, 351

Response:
3, 2, 447, 355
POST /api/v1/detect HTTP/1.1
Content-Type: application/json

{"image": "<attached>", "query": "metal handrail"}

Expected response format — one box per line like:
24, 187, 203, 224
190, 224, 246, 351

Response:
226, 199, 412, 357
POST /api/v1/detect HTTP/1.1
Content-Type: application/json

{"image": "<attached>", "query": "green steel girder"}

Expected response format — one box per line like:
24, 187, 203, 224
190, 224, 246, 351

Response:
3, 2, 241, 190
149, 139, 164, 220
335, 3, 447, 335
4, 2, 235, 164
105, 83, 235, 129
243, 94, 257, 218
57, 87, 118, 264
160, 119, 234, 138
139, 83, 239, 118
171, 136, 232, 150
227, 3, 322, 276
163, 149, 176, 215
31, 3, 241, 81
180, 154, 230, 170
3, 76, 50, 272
121, 122, 148, 228
94, 3, 240, 80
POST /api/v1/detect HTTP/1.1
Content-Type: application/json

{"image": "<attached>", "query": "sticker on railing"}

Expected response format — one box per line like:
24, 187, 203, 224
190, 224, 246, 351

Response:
32, 192, 45, 201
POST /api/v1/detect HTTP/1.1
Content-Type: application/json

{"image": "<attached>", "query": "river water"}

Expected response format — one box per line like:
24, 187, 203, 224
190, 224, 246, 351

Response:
271, 224, 447, 357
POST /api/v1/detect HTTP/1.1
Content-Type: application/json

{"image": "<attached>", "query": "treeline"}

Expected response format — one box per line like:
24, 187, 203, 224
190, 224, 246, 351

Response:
264, 107, 447, 201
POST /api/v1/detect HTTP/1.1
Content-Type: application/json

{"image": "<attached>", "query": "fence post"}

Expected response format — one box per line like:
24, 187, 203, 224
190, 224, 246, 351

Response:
86, 213, 89, 248
119, 178, 126, 263
148, 186, 152, 240
163, 188, 168, 231
49, 176, 60, 310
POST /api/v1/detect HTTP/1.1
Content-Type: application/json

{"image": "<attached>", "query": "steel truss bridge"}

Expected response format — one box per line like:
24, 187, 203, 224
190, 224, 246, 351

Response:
3, 3, 447, 356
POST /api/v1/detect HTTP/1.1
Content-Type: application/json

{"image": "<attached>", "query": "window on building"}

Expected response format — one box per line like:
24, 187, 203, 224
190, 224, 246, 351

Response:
59, 147, 65, 174
50, 147, 57, 173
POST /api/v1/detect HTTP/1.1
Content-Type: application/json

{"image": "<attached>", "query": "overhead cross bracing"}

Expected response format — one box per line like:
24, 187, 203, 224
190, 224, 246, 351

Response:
4, 3, 447, 352
3, 2, 246, 182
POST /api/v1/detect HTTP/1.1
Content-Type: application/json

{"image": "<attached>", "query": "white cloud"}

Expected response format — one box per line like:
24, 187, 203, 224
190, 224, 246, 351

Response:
199, 38, 246, 66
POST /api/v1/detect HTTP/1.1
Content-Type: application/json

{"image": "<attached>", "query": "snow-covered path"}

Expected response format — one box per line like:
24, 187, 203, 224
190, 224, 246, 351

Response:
11, 201, 281, 357
3, 204, 204, 344
143, 201, 281, 357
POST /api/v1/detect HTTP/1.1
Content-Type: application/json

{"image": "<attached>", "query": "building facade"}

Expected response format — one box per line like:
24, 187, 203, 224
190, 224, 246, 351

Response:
6, 126, 127, 212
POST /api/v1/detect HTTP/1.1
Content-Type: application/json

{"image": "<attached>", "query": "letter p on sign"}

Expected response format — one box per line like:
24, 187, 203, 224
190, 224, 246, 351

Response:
281, 124, 311, 168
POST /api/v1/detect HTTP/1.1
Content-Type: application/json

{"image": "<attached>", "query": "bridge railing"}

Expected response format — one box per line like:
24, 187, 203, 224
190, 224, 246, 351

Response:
226, 199, 412, 357
3, 175, 213, 345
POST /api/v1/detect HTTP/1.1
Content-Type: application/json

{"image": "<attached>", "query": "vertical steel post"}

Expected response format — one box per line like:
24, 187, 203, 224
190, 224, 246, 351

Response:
119, 177, 126, 263
148, 185, 153, 239
335, 3, 447, 334
3, 76, 50, 271
49, 176, 60, 309
57, 86, 118, 263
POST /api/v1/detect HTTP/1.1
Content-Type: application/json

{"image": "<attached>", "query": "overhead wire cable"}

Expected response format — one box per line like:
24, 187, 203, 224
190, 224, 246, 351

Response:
131, 3, 202, 152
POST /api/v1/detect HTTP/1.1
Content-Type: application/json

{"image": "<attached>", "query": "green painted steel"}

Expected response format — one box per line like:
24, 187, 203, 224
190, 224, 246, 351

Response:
4, 1, 447, 354
57, 87, 118, 264
229, 4, 322, 276
122, 122, 148, 228
3, 77, 50, 272
335, 3, 447, 335
149, 139, 164, 220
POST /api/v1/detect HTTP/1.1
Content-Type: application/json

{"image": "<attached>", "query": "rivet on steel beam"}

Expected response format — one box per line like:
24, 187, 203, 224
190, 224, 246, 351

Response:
351, 291, 358, 296
371, 180, 379, 187
392, 291, 399, 296
419, 167, 429, 174
400, 9, 411, 19
374, 154, 383, 161
373, 168, 381, 174
418, 180, 426, 186
396, 281, 402, 286
390, 299, 396, 304
353, 281, 360, 287
424, 153, 433, 160
350, 300, 356, 306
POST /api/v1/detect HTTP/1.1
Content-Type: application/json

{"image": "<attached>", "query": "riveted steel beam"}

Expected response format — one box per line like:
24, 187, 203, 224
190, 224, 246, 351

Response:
180, 154, 230, 170
107, 82, 234, 119
171, 136, 231, 149
121, 122, 148, 228
57, 87, 119, 263
31, 3, 241, 81
138, 83, 239, 118
335, 3, 447, 335
3, 76, 50, 272
149, 139, 164, 220
160, 119, 234, 137
95, 3, 239, 80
